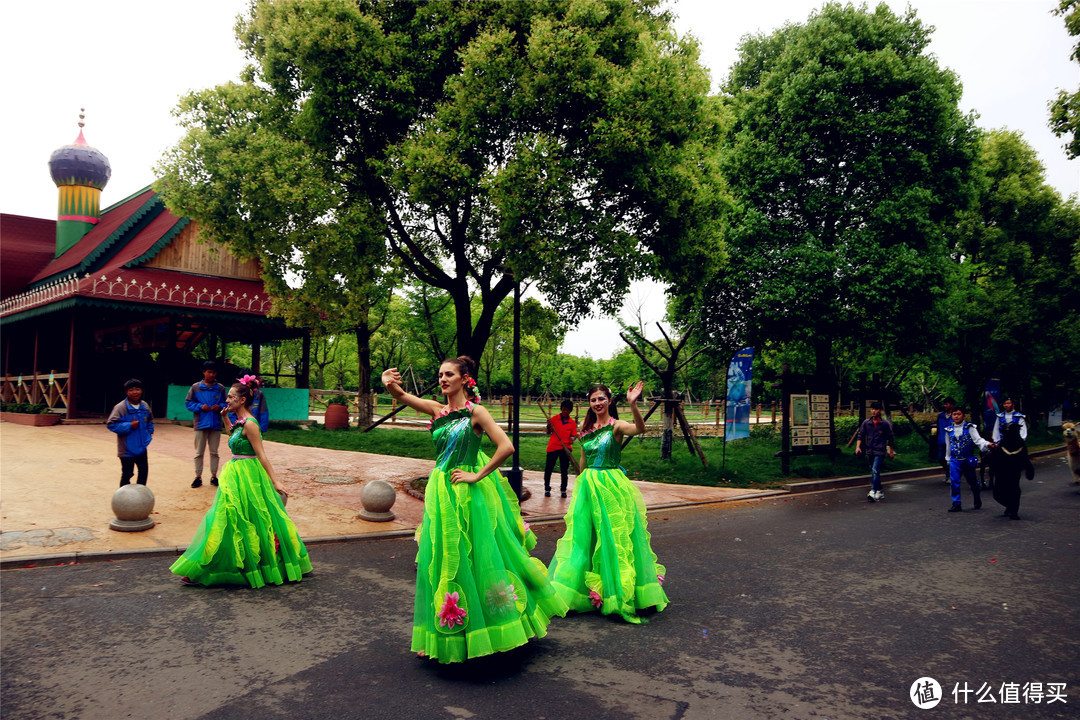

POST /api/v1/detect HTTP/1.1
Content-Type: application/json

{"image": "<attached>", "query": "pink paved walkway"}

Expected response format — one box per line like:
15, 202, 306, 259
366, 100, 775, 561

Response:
0, 421, 771, 562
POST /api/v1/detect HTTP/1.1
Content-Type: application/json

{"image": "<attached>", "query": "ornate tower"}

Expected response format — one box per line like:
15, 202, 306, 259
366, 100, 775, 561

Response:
48, 109, 111, 258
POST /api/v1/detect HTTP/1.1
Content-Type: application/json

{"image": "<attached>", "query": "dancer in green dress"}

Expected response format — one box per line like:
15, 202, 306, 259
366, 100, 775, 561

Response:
170, 380, 311, 588
383, 356, 567, 663
548, 381, 668, 623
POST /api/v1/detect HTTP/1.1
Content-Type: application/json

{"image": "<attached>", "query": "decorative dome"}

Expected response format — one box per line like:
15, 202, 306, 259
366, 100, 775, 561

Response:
49, 112, 111, 190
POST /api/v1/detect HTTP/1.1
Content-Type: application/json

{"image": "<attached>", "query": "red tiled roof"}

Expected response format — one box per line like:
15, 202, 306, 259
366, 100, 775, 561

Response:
0, 214, 56, 300
1, 187, 280, 322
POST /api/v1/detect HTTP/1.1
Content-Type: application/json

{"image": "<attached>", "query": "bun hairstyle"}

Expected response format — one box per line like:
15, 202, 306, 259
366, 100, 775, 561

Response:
230, 381, 254, 408
442, 355, 479, 400
582, 383, 619, 433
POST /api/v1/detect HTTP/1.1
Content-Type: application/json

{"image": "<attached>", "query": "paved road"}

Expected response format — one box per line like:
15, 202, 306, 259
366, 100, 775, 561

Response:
2, 455, 1077, 720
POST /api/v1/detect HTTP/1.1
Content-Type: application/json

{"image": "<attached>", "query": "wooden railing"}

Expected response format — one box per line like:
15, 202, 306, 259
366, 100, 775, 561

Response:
1, 372, 70, 410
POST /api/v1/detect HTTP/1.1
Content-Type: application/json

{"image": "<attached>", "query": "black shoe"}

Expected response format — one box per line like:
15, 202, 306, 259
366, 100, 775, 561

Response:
1008, 513, 1020, 520
561, 492, 567, 498
544, 491, 551, 497
948, 503, 962, 512
191, 477, 203, 488
974, 497, 982, 510
211, 477, 219, 486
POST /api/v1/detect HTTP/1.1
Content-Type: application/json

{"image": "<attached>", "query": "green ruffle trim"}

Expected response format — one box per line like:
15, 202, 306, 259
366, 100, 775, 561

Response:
548, 467, 668, 623
412, 461, 567, 663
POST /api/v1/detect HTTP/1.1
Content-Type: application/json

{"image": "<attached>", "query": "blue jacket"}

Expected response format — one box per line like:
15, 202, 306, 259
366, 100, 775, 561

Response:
936, 411, 952, 446
228, 389, 269, 433
107, 400, 154, 457
185, 381, 227, 430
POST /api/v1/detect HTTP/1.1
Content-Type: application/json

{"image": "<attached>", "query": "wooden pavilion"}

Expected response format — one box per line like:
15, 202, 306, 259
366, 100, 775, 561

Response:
0, 125, 308, 418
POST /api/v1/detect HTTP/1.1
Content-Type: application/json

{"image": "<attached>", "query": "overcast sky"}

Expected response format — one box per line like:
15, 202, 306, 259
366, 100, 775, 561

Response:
2, 0, 1076, 358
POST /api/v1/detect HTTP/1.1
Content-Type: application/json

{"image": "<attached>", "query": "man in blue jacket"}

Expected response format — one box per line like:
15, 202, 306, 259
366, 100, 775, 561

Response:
185, 361, 227, 488
107, 378, 155, 487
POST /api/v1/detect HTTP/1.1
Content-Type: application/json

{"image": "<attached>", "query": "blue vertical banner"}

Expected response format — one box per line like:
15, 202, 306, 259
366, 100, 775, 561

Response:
725, 347, 754, 441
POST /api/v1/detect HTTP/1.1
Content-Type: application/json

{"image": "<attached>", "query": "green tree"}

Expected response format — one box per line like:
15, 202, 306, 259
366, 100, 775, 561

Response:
947, 129, 1080, 412
155, 68, 394, 424
1050, 0, 1080, 158
695, 3, 978, 382
158, 0, 726, 372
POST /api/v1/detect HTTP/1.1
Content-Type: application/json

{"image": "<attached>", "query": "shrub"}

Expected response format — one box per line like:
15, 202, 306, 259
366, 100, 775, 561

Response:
834, 415, 859, 440
2, 402, 49, 414
749, 423, 778, 439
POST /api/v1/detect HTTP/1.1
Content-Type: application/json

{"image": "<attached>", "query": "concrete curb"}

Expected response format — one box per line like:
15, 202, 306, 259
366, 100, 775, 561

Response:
782, 446, 1065, 494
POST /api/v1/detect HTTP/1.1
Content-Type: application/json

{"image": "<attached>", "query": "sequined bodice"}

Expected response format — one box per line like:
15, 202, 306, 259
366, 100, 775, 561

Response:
582, 424, 621, 470
229, 420, 255, 456
948, 423, 975, 458
430, 409, 481, 471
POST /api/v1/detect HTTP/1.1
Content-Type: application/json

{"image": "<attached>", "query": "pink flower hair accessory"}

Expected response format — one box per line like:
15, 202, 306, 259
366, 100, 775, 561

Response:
239, 374, 260, 386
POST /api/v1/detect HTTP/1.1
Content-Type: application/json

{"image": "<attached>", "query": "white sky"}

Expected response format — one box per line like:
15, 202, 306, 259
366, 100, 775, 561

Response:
2, 0, 1076, 358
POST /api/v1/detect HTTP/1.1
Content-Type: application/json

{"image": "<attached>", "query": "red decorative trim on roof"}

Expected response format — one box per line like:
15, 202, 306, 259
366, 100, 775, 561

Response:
0, 270, 275, 319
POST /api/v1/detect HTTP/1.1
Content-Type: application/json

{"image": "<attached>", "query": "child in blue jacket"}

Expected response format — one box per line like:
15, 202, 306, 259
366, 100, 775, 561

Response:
107, 378, 155, 487
185, 361, 227, 488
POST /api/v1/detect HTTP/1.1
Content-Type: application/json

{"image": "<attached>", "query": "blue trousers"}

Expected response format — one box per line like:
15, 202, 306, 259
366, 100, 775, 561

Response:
866, 454, 884, 492
949, 457, 981, 505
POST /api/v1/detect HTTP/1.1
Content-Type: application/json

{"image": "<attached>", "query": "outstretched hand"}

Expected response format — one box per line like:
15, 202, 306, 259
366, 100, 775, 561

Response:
626, 380, 645, 404
381, 368, 401, 387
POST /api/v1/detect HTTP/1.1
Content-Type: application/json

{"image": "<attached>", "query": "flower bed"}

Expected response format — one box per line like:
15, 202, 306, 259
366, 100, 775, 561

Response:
1, 411, 62, 426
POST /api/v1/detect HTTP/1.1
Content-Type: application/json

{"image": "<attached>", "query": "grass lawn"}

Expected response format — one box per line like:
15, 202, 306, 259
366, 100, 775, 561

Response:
267, 423, 1064, 490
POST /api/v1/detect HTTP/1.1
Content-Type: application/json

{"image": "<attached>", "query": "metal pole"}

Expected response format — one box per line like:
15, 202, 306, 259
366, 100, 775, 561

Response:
505, 278, 524, 498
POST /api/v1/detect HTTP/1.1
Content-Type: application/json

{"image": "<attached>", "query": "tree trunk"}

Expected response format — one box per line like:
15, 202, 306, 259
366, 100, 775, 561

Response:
813, 337, 834, 388
355, 313, 373, 427
661, 400, 675, 460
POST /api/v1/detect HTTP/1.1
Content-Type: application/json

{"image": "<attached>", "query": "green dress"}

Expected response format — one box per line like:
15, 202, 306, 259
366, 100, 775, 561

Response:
170, 419, 312, 587
412, 405, 567, 663
547, 423, 668, 623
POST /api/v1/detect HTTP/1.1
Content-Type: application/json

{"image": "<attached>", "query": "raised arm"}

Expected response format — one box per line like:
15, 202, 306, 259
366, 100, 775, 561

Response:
381, 367, 442, 417
614, 380, 647, 440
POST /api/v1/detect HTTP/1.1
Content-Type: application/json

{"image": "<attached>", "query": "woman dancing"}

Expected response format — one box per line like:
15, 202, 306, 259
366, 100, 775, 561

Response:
382, 357, 567, 663
170, 378, 311, 587
547, 381, 668, 623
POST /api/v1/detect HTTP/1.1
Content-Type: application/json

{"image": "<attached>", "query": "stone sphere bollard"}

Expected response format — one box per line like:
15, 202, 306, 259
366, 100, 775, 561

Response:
109, 484, 156, 532
358, 479, 396, 522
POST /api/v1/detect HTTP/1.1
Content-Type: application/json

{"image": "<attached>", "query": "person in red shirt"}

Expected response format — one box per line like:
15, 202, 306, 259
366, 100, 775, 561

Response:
545, 399, 578, 498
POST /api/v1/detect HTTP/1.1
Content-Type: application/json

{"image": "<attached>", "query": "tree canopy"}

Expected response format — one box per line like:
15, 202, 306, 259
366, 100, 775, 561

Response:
157, 0, 727, 368
1050, 0, 1080, 159
945, 129, 1080, 410
692, 2, 978, 380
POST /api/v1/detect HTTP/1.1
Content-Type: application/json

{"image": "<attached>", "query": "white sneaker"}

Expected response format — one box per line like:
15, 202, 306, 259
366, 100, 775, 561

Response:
867, 491, 877, 503
875, 490, 885, 501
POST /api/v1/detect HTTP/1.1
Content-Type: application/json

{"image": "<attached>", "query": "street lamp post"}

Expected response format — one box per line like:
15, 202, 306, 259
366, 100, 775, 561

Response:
504, 276, 524, 498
